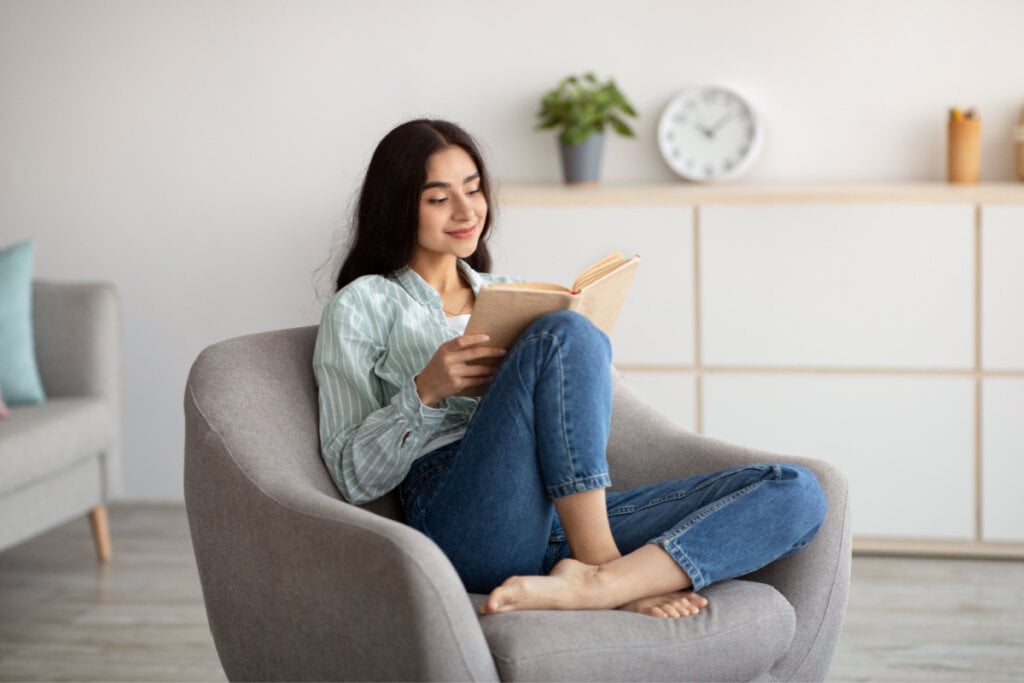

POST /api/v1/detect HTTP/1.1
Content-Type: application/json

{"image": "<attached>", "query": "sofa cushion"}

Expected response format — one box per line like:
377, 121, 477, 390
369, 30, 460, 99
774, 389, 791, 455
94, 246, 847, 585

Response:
473, 579, 795, 682
0, 397, 114, 494
0, 240, 46, 405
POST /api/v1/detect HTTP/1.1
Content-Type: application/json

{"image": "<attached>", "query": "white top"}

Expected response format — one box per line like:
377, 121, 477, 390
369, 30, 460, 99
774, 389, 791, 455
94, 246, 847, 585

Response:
445, 313, 471, 335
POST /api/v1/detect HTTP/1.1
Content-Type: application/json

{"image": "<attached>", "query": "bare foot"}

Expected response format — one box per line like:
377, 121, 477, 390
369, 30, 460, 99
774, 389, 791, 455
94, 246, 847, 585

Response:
481, 557, 702, 617
620, 591, 708, 618
482, 558, 609, 614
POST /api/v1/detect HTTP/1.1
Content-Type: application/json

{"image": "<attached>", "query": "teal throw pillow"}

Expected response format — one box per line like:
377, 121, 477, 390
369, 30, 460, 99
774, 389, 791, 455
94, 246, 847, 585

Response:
0, 240, 46, 405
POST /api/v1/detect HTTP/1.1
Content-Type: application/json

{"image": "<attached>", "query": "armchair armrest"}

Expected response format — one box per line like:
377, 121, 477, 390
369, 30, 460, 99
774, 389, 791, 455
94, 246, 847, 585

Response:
184, 406, 499, 682
184, 348, 499, 682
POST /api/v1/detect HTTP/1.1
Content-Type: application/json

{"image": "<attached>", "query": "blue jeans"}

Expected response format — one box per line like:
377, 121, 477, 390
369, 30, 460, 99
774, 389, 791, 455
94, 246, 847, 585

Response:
399, 311, 827, 594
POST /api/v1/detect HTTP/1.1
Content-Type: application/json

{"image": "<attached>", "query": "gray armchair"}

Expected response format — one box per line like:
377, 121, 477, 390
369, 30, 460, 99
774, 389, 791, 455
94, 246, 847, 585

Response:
0, 281, 120, 561
184, 326, 851, 682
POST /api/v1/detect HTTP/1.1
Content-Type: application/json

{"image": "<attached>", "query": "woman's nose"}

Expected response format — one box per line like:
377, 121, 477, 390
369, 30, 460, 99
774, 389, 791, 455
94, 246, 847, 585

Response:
452, 195, 477, 221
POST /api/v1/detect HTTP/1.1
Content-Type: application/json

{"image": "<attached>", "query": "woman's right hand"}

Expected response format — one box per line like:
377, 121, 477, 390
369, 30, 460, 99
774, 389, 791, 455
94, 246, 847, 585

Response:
414, 334, 507, 407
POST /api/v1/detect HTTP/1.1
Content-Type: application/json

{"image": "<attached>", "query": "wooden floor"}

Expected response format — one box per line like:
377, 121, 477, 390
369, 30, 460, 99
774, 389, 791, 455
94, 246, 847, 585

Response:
1, 503, 1022, 682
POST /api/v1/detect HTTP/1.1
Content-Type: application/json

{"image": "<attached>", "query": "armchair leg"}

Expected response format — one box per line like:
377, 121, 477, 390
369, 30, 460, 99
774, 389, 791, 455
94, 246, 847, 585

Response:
89, 505, 112, 562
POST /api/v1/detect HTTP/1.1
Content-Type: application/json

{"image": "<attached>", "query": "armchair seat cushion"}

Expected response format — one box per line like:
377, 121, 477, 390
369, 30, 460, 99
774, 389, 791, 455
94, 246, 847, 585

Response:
0, 397, 114, 494
473, 580, 795, 682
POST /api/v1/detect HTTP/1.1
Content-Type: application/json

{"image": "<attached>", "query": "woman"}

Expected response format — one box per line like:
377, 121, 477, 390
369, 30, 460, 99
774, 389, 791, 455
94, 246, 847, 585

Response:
314, 119, 826, 618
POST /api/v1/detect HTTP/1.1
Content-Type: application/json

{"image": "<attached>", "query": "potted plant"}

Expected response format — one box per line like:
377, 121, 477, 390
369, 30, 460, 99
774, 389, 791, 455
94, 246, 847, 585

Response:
536, 72, 638, 184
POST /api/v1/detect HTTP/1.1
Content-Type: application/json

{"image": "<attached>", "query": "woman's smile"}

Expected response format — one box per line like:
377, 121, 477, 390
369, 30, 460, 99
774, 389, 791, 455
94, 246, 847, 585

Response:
446, 225, 477, 240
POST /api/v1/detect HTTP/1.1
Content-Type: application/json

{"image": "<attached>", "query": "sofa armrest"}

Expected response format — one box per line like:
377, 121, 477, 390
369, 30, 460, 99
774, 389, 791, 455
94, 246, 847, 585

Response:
608, 373, 852, 681
32, 280, 119, 401
184, 392, 499, 682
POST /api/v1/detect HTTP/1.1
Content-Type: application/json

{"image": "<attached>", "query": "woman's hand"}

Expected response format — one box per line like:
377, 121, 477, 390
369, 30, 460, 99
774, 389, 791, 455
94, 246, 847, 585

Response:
414, 334, 507, 407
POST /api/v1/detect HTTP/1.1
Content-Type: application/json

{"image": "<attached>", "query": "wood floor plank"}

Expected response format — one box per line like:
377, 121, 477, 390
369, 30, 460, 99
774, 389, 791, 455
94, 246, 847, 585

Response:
0, 503, 225, 682
1, 502, 1022, 681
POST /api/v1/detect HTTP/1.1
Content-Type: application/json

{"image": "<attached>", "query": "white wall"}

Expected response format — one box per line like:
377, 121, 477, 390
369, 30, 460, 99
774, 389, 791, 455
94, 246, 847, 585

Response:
2, 0, 1022, 500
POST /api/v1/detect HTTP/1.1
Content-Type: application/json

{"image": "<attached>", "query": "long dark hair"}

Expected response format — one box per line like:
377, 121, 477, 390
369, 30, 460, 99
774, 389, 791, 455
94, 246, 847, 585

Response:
334, 119, 494, 291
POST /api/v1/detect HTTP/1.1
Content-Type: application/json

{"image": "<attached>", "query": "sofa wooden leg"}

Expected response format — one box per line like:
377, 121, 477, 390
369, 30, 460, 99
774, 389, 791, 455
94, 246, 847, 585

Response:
89, 505, 112, 562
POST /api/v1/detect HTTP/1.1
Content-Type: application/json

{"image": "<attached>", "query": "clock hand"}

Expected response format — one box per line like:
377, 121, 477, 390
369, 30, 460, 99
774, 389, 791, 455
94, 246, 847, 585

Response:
709, 114, 734, 134
693, 121, 713, 138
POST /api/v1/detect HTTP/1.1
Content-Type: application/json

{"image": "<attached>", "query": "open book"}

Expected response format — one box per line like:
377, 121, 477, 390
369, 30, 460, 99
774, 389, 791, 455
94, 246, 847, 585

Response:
465, 250, 640, 360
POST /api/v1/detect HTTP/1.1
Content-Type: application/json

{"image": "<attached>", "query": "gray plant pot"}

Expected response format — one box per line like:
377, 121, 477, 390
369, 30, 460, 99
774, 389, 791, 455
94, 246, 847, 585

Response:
559, 132, 605, 184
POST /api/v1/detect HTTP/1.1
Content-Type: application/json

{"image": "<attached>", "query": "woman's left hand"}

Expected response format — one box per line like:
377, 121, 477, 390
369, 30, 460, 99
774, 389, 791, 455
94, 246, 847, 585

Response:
414, 334, 507, 406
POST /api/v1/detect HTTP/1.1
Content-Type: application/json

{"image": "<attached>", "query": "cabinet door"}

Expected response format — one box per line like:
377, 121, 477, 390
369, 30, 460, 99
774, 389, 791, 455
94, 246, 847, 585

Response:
700, 205, 975, 369
982, 205, 1024, 370
982, 379, 1024, 541
493, 205, 695, 366
703, 373, 975, 540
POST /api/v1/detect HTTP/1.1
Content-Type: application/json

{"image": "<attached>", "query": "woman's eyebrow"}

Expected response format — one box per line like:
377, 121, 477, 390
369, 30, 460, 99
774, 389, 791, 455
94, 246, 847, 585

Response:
422, 173, 480, 191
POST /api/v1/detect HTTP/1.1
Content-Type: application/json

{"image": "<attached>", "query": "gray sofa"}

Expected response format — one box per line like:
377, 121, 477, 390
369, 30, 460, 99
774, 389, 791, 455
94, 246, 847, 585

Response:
185, 325, 851, 682
0, 281, 120, 561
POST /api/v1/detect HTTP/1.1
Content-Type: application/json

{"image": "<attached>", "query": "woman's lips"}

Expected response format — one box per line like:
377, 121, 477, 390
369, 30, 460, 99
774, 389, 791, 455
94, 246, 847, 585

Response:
446, 226, 476, 239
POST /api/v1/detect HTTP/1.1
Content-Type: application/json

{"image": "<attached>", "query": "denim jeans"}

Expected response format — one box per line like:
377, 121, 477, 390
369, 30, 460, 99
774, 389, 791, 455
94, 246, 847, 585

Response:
399, 310, 827, 594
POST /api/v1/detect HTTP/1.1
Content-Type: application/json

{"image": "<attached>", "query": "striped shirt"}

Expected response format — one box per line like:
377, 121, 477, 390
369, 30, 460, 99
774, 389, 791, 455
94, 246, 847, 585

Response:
313, 260, 520, 504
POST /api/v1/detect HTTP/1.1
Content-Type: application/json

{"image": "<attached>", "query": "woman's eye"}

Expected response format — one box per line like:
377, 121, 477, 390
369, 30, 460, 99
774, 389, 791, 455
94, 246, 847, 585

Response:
427, 196, 448, 205
468, 186, 482, 195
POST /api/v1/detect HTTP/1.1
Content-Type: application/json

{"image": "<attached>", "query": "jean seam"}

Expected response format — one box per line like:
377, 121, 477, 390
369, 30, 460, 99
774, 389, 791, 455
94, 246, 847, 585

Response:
546, 472, 612, 499
553, 332, 575, 487
519, 329, 600, 495
673, 480, 766, 535
608, 465, 775, 518
531, 331, 577, 486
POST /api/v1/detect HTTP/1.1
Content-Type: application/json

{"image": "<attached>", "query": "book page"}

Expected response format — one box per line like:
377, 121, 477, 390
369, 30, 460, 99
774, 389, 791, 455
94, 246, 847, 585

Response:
571, 252, 628, 292
573, 257, 640, 334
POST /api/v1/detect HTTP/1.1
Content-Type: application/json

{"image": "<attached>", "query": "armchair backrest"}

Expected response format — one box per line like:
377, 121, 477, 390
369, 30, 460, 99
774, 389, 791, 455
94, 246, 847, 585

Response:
184, 325, 403, 520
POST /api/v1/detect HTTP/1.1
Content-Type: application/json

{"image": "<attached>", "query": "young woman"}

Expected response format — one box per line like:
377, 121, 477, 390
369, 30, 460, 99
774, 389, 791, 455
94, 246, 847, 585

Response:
314, 119, 827, 618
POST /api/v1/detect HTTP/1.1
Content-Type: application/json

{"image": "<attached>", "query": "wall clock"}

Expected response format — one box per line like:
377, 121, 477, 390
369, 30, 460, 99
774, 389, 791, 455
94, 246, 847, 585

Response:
657, 85, 763, 182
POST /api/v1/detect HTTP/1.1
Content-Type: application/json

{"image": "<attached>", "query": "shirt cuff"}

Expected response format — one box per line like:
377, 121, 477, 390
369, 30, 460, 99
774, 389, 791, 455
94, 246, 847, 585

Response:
395, 377, 449, 430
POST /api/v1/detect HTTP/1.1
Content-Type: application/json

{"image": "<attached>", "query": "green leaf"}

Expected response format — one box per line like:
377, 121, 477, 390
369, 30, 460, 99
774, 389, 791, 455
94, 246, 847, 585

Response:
608, 115, 635, 137
538, 72, 638, 140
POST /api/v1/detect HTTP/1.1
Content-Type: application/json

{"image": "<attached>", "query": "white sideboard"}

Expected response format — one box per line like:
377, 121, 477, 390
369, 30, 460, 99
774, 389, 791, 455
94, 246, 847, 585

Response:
494, 183, 1024, 558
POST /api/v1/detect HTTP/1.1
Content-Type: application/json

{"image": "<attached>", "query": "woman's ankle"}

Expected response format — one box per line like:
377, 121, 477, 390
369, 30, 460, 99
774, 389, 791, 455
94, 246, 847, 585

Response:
571, 545, 622, 566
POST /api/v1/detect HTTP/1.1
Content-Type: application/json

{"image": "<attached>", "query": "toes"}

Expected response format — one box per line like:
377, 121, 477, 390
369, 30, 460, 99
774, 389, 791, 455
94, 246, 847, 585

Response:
644, 597, 700, 618
669, 599, 696, 616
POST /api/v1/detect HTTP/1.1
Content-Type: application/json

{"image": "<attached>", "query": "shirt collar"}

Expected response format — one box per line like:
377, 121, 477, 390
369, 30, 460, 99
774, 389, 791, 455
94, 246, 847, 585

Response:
391, 260, 486, 308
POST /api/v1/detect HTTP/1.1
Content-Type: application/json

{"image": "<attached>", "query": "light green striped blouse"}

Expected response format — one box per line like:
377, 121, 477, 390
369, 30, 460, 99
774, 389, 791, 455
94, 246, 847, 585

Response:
313, 260, 520, 504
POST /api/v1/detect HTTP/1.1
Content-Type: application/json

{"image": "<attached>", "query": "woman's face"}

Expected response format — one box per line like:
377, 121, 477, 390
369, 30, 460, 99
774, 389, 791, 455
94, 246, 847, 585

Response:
414, 145, 487, 265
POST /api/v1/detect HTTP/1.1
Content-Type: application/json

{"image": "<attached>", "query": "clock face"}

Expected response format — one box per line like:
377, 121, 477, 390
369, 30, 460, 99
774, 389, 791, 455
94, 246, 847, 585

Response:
658, 86, 762, 181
